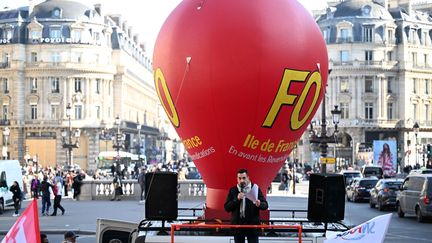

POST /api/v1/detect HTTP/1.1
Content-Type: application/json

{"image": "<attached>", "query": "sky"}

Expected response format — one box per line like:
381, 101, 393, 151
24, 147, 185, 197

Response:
0, 0, 328, 55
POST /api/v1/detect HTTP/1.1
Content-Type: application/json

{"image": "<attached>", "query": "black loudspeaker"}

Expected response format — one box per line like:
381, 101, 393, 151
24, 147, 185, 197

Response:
145, 172, 178, 220
307, 173, 345, 222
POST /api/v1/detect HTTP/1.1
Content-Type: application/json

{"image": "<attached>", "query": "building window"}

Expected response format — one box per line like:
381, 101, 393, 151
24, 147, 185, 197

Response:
2, 105, 8, 120
365, 102, 373, 120
412, 52, 417, 66
51, 105, 59, 119
340, 77, 349, 92
30, 78, 37, 93
3, 53, 10, 67
387, 77, 394, 94
413, 78, 417, 94
50, 28, 61, 38
387, 51, 393, 61
74, 78, 82, 92
425, 104, 430, 121
2, 78, 9, 93
365, 76, 373, 93
30, 30, 40, 40
75, 105, 82, 119
387, 29, 394, 43
341, 103, 349, 119
365, 50, 373, 62
52, 52, 60, 64
413, 104, 417, 120
363, 27, 373, 42
96, 106, 101, 119
5, 29, 12, 40
424, 54, 428, 67
323, 29, 328, 43
31, 52, 37, 62
426, 79, 430, 95
96, 79, 101, 94
31, 105, 37, 119
339, 28, 349, 42
340, 50, 349, 62
51, 77, 60, 93
72, 30, 81, 42
387, 103, 393, 120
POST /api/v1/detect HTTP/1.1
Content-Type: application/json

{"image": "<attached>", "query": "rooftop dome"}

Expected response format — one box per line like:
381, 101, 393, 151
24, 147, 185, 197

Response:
332, 0, 393, 20
29, 0, 99, 20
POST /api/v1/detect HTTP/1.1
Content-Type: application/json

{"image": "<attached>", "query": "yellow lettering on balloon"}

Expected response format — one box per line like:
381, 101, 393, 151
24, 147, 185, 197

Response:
262, 69, 322, 130
154, 68, 180, 127
291, 71, 321, 130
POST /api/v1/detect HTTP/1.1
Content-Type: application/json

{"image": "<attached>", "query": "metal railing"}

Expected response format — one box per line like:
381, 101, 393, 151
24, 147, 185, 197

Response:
170, 224, 303, 243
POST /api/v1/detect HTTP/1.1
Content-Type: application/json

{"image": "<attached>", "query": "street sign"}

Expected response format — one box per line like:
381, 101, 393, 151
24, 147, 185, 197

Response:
320, 157, 336, 164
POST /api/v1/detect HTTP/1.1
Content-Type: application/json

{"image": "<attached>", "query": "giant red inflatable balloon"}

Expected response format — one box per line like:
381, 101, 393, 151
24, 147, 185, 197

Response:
153, 0, 328, 219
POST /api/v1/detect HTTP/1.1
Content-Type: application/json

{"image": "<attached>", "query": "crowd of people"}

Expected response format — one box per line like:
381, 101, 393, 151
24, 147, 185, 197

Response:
16, 164, 86, 217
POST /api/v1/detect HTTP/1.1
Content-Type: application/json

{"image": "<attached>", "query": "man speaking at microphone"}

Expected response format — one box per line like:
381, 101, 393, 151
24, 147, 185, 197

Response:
224, 168, 268, 243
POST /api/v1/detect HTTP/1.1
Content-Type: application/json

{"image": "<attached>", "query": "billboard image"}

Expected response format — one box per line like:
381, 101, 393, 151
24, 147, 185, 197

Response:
373, 140, 397, 177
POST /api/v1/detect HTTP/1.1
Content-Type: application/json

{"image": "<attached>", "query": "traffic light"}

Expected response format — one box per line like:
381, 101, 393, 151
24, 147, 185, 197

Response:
427, 144, 432, 159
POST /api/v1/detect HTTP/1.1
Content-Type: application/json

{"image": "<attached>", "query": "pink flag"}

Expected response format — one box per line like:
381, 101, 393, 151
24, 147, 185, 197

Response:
1, 199, 41, 243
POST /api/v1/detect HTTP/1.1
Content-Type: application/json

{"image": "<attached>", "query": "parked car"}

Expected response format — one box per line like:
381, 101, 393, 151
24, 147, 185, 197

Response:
409, 169, 432, 175
340, 170, 362, 186
396, 174, 432, 222
369, 178, 403, 211
346, 177, 379, 202
361, 165, 384, 179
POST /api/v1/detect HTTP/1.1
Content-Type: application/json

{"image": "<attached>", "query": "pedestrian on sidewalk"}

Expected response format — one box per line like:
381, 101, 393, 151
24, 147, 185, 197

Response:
137, 168, 146, 201
31, 176, 40, 199
51, 177, 65, 216
111, 172, 123, 201
9, 181, 22, 217
40, 176, 52, 216
224, 168, 268, 243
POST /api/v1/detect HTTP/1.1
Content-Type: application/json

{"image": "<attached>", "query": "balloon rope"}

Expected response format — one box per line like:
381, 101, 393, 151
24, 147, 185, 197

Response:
174, 57, 191, 106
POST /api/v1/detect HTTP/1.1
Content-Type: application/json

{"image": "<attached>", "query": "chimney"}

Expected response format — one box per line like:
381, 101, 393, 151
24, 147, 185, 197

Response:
29, 0, 34, 15
94, 3, 102, 16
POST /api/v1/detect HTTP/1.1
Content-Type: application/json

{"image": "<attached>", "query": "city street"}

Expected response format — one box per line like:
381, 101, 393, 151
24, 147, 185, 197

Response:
0, 181, 431, 242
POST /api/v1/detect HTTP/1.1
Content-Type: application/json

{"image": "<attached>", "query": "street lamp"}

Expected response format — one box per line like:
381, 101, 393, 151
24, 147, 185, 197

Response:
113, 116, 124, 169
62, 103, 80, 166
413, 122, 420, 167
309, 103, 341, 174
137, 124, 142, 164
2, 126, 10, 159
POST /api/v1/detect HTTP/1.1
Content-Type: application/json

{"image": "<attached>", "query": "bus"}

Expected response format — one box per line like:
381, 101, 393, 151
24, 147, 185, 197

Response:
97, 151, 145, 176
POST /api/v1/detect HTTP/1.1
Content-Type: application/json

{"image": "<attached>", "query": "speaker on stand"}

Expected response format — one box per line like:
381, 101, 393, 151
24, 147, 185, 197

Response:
307, 173, 345, 223
145, 171, 178, 235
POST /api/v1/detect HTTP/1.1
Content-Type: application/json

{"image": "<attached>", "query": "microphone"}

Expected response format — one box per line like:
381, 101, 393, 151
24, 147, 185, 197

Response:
240, 183, 245, 193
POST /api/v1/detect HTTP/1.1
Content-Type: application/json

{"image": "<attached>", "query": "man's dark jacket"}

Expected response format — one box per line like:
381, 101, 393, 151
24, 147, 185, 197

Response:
224, 184, 268, 225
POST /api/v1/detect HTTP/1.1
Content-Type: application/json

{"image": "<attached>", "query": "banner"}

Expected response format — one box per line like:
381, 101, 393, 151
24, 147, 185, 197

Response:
325, 214, 392, 243
1, 199, 41, 243
373, 140, 397, 177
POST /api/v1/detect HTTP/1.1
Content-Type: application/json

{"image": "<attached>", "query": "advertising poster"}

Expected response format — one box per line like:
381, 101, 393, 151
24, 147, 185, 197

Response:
373, 140, 397, 177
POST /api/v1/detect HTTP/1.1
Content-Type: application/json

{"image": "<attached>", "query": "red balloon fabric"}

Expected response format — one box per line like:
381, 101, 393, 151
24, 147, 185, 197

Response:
153, 0, 328, 216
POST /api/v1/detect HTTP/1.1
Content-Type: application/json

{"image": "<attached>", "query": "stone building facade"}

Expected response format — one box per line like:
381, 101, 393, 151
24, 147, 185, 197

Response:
301, 0, 432, 170
0, 0, 173, 170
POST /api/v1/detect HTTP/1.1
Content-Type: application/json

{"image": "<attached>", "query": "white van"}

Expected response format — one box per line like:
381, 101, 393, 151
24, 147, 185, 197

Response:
0, 160, 23, 213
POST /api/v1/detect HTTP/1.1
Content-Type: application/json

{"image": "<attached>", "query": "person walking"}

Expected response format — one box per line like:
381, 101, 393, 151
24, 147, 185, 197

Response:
137, 168, 146, 202
31, 176, 40, 199
40, 176, 52, 216
72, 173, 83, 200
51, 177, 65, 216
9, 181, 22, 217
111, 172, 123, 201
224, 168, 268, 243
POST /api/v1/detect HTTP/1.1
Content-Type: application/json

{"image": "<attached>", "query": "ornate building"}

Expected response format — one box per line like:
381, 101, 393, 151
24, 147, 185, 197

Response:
0, 0, 174, 170
302, 0, 432, 170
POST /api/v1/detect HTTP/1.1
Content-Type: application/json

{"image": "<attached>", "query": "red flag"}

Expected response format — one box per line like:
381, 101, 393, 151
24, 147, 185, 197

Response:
1, 199, 41, 243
